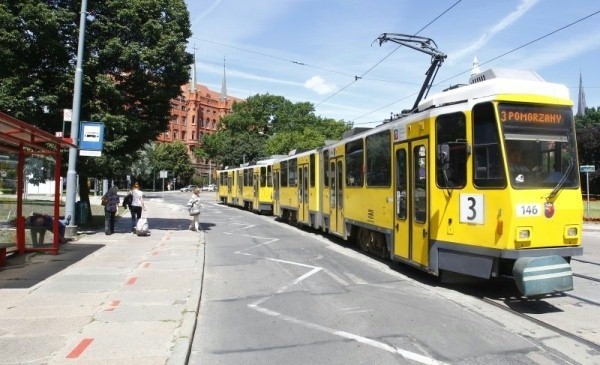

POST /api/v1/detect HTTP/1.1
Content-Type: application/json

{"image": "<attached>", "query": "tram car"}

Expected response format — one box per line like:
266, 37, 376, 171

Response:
219, 66, 584, 296
273, 149, 325, 229
218, 158, 278, 214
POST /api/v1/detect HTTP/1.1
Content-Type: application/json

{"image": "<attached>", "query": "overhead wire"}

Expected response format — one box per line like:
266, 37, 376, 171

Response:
189, 37, 421, 87
189, 37, 357, 79
355, 8, 600, 126
315, 0, 462, 108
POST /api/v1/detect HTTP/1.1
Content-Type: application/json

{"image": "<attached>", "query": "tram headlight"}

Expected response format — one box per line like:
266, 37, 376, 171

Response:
515, 227, 532, 243
564, 226, 579, 239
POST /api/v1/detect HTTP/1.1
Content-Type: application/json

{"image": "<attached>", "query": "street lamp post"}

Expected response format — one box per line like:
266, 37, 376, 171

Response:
64, 0, 88, 238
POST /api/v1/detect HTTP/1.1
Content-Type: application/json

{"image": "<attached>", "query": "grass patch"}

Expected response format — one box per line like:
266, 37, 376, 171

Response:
0, 198, 105, 229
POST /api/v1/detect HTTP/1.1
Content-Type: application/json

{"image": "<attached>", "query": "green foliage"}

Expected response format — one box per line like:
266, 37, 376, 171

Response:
151, 141, 194, 183
202, 93, 351, 167
575, 106, 600, 194
0, 0, 193, 182
24, 156, 55, 186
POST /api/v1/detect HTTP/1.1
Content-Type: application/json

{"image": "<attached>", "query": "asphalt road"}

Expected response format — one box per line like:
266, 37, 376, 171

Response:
182, 192, 600, 365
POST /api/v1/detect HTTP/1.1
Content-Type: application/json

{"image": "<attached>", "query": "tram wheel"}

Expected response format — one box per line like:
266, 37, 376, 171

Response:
357, 228, 371, 252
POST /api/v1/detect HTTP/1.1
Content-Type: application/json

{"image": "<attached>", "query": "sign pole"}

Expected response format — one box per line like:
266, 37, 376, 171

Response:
587, 172, 590, 218
65, 0, 88, 237
579, 165, 595, 219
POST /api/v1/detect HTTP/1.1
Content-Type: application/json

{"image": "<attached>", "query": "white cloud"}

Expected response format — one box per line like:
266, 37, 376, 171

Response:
450, 0, 539, 62
304, 76, 337, 95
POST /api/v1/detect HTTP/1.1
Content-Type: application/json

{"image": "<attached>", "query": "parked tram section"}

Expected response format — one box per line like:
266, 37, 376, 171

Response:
217, 64, 583, 298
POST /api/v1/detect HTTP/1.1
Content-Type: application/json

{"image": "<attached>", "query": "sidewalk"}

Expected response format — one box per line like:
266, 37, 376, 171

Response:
0, 195, 204, 365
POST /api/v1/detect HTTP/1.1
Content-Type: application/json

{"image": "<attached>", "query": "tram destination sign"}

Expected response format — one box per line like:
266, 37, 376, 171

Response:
580, 165, 595, 173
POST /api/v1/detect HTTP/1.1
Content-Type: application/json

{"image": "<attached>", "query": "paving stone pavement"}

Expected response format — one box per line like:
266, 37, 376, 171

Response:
0, 195, 204, 365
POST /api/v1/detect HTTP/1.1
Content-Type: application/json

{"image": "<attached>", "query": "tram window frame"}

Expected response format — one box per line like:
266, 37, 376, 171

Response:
366, 130, 391, 187
310, 154, 315, 187
345, 139, 364, 187
323, 150, 330, 187
499, 103, 579, 189
473, 102, 507, 188
267, 165, 273, 187
260, 166, 267, 187
435, 113, 467, 189
396, 148, 407, 220
281, 161, 288, 187
413, 145, 427, 223
289, 158, 297, 186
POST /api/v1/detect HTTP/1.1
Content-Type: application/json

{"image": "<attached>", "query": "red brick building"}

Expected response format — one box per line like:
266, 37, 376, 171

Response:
158, 62, 243, 183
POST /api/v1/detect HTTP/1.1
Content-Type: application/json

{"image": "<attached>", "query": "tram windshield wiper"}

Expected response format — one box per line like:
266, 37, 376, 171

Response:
546, 159, 574, 200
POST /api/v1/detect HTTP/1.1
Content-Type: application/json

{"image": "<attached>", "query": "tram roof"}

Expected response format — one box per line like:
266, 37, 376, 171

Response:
418, 68, 571, 112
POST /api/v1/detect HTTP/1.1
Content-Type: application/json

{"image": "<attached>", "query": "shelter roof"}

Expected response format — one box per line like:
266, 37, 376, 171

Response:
0, 112, 76, 154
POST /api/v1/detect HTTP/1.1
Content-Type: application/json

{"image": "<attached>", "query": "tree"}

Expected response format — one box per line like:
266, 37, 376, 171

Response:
575, 106, 600, 194
151, 141, 194, 185
0, 0, 192, 212
201, 93, 351, 167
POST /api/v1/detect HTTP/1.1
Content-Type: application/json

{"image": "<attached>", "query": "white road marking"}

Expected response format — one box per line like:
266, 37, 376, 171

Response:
223, 214, 447, 365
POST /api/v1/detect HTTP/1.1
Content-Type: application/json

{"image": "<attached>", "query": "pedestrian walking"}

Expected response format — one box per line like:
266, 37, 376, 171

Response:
129, 182, 146, 233
102, 185, 120, 235
186, 187, 202, 231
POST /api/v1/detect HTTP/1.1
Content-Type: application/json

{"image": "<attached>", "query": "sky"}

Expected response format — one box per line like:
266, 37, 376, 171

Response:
184, 0, 600, 128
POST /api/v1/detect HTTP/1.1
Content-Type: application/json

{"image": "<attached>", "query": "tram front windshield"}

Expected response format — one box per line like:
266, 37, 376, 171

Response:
498, 103, 579, 189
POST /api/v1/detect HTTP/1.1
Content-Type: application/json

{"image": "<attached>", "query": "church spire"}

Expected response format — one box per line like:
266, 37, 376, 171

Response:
190, 47, 197, 93
577, 72, 587, 116
471, 56, 480, 77
220, 57, 228, 101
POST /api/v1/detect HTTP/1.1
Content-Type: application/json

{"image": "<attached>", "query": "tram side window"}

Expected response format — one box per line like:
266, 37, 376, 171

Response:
289, 158, 297, 186
267, 166, 273, 187
435, 113, 466, 188
260, 166, 267, 187
345, 139, 364, 187
414, 145, 427, 223
323, 150, 330, 187
310, 154, 315, 187
396, 149, 407, 219
473, 102, 507, 188
366, 130, 391, 187
281, 161, 288, 187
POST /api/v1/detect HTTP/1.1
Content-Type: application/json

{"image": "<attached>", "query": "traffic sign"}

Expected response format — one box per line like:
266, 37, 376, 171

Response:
580, 165, 595, 173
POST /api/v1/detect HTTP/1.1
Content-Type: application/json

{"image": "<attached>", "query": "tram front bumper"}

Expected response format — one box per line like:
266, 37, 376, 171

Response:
513, 255, 573, 296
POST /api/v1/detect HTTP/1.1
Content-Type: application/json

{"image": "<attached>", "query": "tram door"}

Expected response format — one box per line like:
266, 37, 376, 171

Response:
329, 157, 344, 236
394, 140, 429, 264
298, 163, 309, 224
253, 168, 260, 211
227, 172, 232, 202
273, 169, 280, 216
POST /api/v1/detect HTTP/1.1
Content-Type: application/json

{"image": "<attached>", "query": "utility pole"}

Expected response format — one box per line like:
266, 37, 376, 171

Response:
65, 0, 88, 238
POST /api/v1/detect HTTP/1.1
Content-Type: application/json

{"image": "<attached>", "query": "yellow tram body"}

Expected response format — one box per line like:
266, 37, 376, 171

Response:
273, 150, 324, 228
218, 68, 583, 296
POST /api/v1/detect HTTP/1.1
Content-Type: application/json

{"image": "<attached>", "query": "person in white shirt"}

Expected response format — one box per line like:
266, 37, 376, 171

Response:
129, 182, 145, 233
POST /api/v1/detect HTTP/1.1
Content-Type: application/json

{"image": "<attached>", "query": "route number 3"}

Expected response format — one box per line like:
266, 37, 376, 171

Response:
460, 194, 484, 224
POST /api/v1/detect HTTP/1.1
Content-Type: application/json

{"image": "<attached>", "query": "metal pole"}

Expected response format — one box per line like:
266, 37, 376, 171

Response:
65, 0, 88, 238
587, 172, 590, 218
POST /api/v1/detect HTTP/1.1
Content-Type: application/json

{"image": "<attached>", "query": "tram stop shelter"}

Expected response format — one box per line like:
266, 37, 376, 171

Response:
0, 111, 76, 265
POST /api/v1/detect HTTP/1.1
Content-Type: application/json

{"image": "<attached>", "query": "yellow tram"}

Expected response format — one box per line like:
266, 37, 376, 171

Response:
218, 67, 583, 296
218, 158, 278, 214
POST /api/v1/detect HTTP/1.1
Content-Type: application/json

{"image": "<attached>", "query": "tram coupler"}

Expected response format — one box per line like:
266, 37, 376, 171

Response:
513, 255, 573, 297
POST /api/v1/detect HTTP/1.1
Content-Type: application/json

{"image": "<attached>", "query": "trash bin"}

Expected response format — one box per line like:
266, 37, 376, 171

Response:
75, 201, 89, 225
